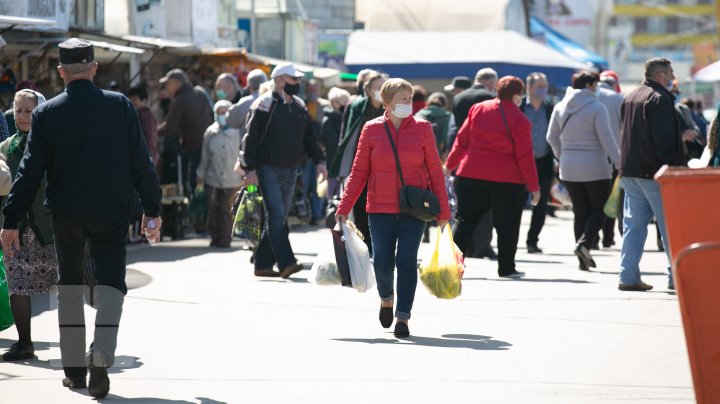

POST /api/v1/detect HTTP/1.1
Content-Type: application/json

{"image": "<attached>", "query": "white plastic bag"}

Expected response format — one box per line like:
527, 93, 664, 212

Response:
342, 221, 375, 293
309, 247, 342, 286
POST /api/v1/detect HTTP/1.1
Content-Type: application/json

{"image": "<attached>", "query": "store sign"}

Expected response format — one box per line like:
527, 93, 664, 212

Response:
543, 0, 593, 48
0, 0, 71, 31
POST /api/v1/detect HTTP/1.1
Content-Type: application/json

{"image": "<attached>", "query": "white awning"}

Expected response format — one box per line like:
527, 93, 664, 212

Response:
122, 35, 193, 49
693, 60, 720, 83
90, 41, 145, 55
0, 15, 56, 28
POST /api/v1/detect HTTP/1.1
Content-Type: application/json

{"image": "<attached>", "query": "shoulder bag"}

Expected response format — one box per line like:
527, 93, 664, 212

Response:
383, 120, 440, 222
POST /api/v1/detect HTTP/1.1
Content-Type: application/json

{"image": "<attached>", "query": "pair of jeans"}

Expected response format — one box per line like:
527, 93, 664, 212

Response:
368, 214, 426, 321
254, 164, 297, 270
563, 179, 612, 253
452, 177, 526, 276
52, 214, 128, 377
619, 177, 672, 285
527, 154, 554, 246
206, 185, 239, 247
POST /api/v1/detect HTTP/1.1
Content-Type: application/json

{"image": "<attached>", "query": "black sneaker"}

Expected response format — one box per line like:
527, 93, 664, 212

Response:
2, 342, 34, 361
578, 261, 590, 271
379, 305, 393, 329
394, 322, 410, 338
574, 244, 596, 268
499, 271, 526, 279
618, 281, 653, 292
526, 243, 543, 254
88, 365, 110, 398
62, 376, 87, 389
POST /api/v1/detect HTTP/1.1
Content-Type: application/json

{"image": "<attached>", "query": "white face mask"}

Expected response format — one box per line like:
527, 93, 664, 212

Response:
216, 114, 227, 127
392, 103, 413, 119
373, 90, 383, 103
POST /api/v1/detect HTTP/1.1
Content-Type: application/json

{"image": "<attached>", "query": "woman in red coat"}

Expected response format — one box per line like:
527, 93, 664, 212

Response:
336, 78, 450, 338
445, 76, 540, 279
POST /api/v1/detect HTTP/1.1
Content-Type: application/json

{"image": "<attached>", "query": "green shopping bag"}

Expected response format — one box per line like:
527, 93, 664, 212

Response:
603, 177, 623, 219
0, 251, 14, 332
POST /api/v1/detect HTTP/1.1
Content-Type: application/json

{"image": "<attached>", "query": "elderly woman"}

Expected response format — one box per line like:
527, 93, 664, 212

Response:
197, 100, 244, 248
336, 78, 450, 338
546, 71, 620, 271
0, 89, 57, 361
320, 87, 351, 200
445, 76, 540, 279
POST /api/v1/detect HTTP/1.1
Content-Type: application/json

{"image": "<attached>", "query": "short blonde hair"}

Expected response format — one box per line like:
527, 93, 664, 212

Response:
380, 78, 413, 104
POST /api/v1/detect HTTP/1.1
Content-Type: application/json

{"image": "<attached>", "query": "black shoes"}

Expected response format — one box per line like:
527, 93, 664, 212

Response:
394, 322, 410, 338
618, 281, 653, 292
578, 261, 590, 271
379, 305, 393, 329
62, 376, 87, 389
254, 268, 281, 277
526, 243, 543, 254
574, 244, 596, 268
2, 342, 34, 361
88, 365, 110, 398
481, 249, 498, 260
280, 263, 304, 279
499, 271, 525, 279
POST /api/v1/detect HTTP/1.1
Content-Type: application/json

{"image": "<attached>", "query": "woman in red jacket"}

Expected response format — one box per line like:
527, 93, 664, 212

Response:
445, 76, 540, 279
336, 78, 450, 338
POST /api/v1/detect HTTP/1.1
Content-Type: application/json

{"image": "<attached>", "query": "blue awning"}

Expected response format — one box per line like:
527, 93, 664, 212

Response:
530, 16, 609, 72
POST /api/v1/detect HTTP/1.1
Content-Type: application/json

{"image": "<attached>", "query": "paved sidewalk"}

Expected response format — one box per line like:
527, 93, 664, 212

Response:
0, 210, 694, 403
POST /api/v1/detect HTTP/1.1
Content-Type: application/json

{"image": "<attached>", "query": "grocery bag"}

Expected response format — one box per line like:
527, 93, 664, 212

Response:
309, 244, 342, 286
419, 224, 464, 299
341, 221, 375, 293
233, 186, 264, 247
0, 251, 14, 332
603, 177, 623, 218
187, 185, 208, 231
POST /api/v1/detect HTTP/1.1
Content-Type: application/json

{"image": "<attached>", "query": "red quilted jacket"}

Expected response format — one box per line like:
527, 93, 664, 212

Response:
337, 112, 451, 221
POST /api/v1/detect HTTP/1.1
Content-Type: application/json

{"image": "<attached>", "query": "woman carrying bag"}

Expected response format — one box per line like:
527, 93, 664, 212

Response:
336, 78, 450, 338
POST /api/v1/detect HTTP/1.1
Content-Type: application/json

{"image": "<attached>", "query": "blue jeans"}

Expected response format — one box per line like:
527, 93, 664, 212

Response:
368, 214, 426, 321
254, 164, 297, 270
619, 177, 672, 285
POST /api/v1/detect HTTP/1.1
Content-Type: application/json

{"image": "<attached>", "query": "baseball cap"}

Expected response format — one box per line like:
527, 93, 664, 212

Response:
444, 76, 472, 92
270, 62, 305, 79
159, 68, 188, 84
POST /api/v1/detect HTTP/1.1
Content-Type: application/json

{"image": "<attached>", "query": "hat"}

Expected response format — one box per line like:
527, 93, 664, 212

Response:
270, 62, 304, 79
58, 38, 94, 64
444, 76, 472, 92
159, 68, 187, 84
600, 70, 621, 93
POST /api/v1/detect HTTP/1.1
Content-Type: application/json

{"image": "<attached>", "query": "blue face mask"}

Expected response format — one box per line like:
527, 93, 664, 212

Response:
535, 88, 548, 100
216, 114, 227, 127
216, 89, 227, 100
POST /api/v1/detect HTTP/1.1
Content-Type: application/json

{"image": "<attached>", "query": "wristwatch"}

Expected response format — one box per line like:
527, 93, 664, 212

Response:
146, 219, 158, 230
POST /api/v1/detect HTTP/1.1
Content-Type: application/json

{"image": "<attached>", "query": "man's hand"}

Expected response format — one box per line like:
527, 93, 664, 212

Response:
234, 158, 245, 176
244, 170, 257, 185
316, 163, 328, 182
0, 229, 20, 258
682, 129, 699, 142
141, 215, 162, 244
531, 191, 541, 206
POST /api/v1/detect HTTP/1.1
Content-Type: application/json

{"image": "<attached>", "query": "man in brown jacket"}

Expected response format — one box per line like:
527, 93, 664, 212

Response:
158, 69, 213, 192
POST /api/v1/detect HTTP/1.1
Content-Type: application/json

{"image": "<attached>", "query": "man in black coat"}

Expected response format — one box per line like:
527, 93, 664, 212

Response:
0, 39, 162, 398
451, 68, 498, 259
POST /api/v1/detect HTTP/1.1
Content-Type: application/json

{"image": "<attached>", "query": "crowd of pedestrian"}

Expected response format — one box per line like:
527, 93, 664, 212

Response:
0, 36, 712, 398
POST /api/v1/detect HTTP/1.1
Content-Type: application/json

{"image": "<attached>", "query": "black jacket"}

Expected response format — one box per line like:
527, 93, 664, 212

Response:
619, 79, 685, 179
320, 106, 342, 167
3, 79, 161, 227
244, 91, 324, 171
452, 84, 495, 128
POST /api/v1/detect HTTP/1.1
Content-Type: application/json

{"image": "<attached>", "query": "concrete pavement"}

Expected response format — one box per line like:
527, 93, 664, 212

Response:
0, 210, 694, 403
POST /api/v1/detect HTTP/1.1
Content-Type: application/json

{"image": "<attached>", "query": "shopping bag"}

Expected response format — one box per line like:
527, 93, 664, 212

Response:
603, 177, 623, 218
419, 224, 464, 299
0, 251, 14, 331
331, 224, 353, 287
188, 184, 208, 232
233, 185, 264, 247
341, 221, 375, 293
309, 244, 342, 286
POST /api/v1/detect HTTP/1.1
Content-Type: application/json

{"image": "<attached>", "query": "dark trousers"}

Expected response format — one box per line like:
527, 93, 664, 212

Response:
352, 186, 373, 255
465, 211, 493, 258
206, 185, 239, 247
53, 215, 128, 377
564, 179, 612, 251
452, 177, 526, 275
600, 170, 619, 246
526, 154, 554, 245
181, 148, 202, 195
254, 164, 297, 270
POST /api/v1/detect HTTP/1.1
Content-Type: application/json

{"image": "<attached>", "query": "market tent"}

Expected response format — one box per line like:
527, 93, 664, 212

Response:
530, 16, 609, 71
693, 60, 720, 82
344, 30, 593, 87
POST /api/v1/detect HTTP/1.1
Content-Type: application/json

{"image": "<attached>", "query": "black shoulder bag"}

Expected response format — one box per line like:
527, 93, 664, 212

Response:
383, 120, 440, 222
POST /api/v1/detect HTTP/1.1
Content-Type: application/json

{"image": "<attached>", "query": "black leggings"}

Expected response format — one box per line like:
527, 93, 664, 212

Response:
564, 179, 612, 250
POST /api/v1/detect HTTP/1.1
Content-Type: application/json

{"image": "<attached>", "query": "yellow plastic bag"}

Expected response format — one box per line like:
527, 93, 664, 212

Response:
419, 224, 464, 299
603, 176, 623, 218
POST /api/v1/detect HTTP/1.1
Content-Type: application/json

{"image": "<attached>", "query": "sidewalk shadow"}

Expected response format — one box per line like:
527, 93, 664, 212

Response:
593, 270, 667, 276
97, 397, 225, 403
462, 277, 593, 284
0, 338, 58, 351
333, 333, 511, 350
0, 355, 143, 374
126, 245, 239, 265
514, 259, 564, 264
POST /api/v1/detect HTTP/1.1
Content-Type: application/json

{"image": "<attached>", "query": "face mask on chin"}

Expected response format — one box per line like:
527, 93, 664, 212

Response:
391, 103, 413, 119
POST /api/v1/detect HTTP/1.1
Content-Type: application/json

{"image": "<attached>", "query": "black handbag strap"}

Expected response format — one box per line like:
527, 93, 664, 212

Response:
383, 120, 407, 188
497, 100, 515, 150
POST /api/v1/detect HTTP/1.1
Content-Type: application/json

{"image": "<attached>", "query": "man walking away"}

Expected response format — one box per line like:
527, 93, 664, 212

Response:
618, 57, 684, 292
0, 39, 162, 398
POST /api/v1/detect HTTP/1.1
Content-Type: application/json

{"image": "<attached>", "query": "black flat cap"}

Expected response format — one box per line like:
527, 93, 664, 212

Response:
444, 76, 472, 92
58, 38, 94, 64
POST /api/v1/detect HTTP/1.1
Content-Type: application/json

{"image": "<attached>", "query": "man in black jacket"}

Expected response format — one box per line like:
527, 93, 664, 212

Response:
521, 72, 555, 254
0, 39, 162, 398
243, 63, 326, 278
451, 68, 498, 259
618, 57, 685, 292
